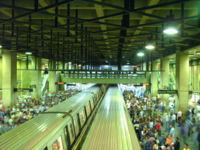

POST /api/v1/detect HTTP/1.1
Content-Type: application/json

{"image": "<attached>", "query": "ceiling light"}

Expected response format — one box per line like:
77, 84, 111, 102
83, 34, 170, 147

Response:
191, 58, 198, 60
145, 44, 155, 50
163, 27, 178, 35
196, 51, 200, 55
137, 52, 144, 57
188, 54, 194, 56
163, 11, 178, 35
25, 52, 32, 55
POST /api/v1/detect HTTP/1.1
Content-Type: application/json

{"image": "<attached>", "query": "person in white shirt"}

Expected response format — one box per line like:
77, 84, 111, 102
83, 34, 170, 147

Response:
169, 125, 175, 136
177, 110, 182, 122
171, 113, 176, 126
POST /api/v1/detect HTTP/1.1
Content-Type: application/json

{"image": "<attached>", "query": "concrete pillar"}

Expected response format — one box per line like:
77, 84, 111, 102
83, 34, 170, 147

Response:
160, 57, 170, 101
143, 63, 146, 71
2, 50, 17, 107
0, 58, 2, 98
169, 63, 176, 90
20, 58, 32, 90
160, 57, 169, 89
145, 72, 151, 94
176, 51, 189, 112
31, 57, 42, 99
193, 65, 198, 91
151, 61, 158, 96
49, 61, 57, 94
198, 65, 200, 91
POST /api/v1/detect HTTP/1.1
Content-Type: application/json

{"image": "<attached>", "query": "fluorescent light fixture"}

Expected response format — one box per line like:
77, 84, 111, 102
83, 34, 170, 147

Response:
163, 27, 178, 35
137, 71, 145, 74
196, 51, 200, 55
191, 58, 198, 60
145, 44, 155, 50
25, 52, 32, 55
137, 52, 144, 57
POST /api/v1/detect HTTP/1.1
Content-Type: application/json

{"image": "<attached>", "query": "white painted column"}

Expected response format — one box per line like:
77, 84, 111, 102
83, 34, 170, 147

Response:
160, 57, 169, 89
176, 51, 189, 112
31, 57, 42, 99
151, 61, 158, 96
2, 50, 17, 107
49, 61, 57, 94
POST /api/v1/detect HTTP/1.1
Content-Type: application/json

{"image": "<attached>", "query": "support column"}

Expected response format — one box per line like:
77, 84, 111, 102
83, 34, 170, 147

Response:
31, 57, 42, 99
169, 63, 176, 90
198, 65, 200, 91
193, 64, 198, 91
143, 62, 146, 71
145, 72, 151, 94
160, 57, 170, 102
176, 51, 189, 112
2, 50, 17, 107
151, 61, 158, 96
49, 61, 57, 94
160, 57, 169, 89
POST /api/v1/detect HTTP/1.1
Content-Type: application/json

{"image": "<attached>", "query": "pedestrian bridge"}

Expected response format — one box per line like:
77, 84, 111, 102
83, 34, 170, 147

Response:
62, 70, 148, 84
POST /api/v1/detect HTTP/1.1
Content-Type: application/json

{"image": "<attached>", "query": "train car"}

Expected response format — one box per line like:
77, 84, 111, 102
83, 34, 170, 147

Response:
0, 85, 106, 150
81, 86, 141, 150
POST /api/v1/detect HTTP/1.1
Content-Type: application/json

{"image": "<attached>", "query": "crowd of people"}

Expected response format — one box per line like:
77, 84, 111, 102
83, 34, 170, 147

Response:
0, 89, 80, 135
123, 90, 200, 150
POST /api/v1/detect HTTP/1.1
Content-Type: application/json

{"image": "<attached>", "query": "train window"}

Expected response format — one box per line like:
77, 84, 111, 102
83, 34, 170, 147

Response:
52, 136, 64, 150
80, 110, 86, 126
64, 127, 68, 143
70, 123, 75, 138
43, 147, 48, 150
64, 126, 70, 149
73, 117, 79, 135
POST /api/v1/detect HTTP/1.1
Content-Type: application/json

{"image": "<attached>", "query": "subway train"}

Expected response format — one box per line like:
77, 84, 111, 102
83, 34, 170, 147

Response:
81, 86, 141, 150
0, 85, 107, 150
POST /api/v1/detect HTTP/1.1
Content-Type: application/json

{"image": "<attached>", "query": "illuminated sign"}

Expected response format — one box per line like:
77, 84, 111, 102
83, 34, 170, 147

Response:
55, 82, 66, 85
143, 83, 151, 86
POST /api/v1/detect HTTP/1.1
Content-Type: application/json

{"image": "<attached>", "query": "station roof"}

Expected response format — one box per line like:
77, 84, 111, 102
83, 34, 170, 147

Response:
0, 0, 199, 67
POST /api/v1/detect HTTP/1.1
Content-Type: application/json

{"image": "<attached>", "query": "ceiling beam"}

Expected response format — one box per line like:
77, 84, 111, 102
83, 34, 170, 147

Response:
81, 0, 187, 20
0, 0, 73, 25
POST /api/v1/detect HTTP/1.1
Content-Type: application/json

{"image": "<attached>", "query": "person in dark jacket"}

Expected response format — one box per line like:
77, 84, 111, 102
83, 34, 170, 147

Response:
197, 129, 200, 150
173, 137, 180, 150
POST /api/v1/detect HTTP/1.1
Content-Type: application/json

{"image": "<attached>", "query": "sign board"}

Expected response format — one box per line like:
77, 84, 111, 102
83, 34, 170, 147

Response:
14, 88, 33, 92
143, 83, 151, 86
66, 83, 76, 86
158, 90, 177, 94
55, 82, 66, 85
134, 83, 151, 86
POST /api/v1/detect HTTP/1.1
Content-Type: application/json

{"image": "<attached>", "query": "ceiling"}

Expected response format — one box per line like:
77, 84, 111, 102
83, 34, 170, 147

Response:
0, 0, 200, 69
